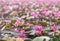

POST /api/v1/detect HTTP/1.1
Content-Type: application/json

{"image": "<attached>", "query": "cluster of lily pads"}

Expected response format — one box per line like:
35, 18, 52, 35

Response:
0, 0, 60, 39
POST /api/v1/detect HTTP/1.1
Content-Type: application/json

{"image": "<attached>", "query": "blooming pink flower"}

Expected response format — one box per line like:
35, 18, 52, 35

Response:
51, 26, 58, 31
53, 11, 60, 17
14, 29, 19, 32
19, 7, 23, 11
25, 23, 31, 27
8, 0, 18, 4
20, 29, 25, 33
0, 21, 2, 25
18, 18, 23, 22
3, 11, 9, 14
13, 5, 18, 10
32, 13, 39, 18
7, 20, 11, 24
19, 34, 26, 38
34, 26, 43, 31
42, 11, 50, 16
35, 31, 41, 35
13, 21, 19, 27
4, 5, 10, 9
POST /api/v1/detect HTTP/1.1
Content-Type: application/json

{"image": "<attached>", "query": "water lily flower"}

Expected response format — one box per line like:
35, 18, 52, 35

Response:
13, 21, 19, 27
32, 13, 39, 18
14, 28, 19, 32
42, 11, 50, 16
18, 18, 23, 22
34, 26, 43, 31
13, 5, 18, 10
35, 31, 41, 35
0, 21, 2, 25
53, 11, 60, 17
7, 20, 11, 24
51, 26, 58, 31
8, 0, 18, 4
3, 11, 9, 14
19, 7, 23, 11
25, 23, 31, 27
4, 5, 10, 9
20, 29, 25, 33
19, 34, 26, 38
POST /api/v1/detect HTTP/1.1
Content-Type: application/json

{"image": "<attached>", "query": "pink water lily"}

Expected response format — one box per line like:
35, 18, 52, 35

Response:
20, 29, 25, 33
53, 11, 60, 17
34, 26, 43, 31
0, 21, 2, 25
8, 0, 18, 4
14, 29, 19, 32
19, 34, 26, 38
7, 20, 11, 24
18, 18, 23, 22
13, 21, 19, 27
4, 5, 10, 9
25, 23, 31, 27
32, 13, 39, 18
19, 7, 23, 11
13, 19, 21, 27
3, 11, 9, 14
51, 26, 58, 31
42, 11, 50, 16
35, 31, 41, 35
